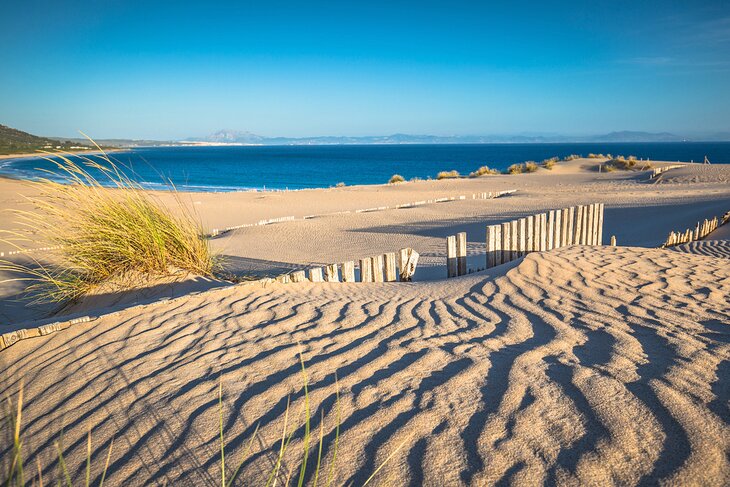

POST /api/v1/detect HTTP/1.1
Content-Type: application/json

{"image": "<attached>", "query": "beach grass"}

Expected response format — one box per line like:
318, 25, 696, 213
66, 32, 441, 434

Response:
0, 144, 215, 304
436, 170, 460, 180
388, 174, 405, 184
468, 165, 499, 177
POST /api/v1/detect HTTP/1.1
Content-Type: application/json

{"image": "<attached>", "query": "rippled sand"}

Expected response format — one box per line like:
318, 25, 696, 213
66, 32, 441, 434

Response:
2, 244, 728, 485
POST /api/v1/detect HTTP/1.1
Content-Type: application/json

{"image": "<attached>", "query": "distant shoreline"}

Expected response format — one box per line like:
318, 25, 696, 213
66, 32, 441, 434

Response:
0, 148, 125, 161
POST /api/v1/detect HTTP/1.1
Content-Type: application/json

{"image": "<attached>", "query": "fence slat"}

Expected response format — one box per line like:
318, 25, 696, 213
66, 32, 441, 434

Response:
486, 225, 497, 268
494, 225, 503, 266
309, 267, 324, 283
456, 232, 467, 276
501, 222, 511, 263
581, 205, 589, 244
597, 203, 604, 245
588, 204, 596, 245
517, 218, 526, 257
526, 215, 534, 253
538, 213, 547, 252
291, 270, 307, 282
561, 208, 569, 247
372, 254, 384, 282
545, 210, 555, 250
341, 261, 355, 282
384, 252, 397, 282
447, 235, 457, 278
359, 258, 372, 282
510, 220, 518, 260
325, 264, 339, 282
553, 209, 562, 249
574, 206, 583, 245
566, 206, 575, 245
610, 235, 617, 246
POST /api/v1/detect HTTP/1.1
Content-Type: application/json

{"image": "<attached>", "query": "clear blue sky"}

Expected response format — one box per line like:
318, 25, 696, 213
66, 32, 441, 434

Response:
1, 0, 729, 139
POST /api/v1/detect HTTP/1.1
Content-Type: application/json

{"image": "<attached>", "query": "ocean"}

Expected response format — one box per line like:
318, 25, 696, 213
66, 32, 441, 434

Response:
1, 142, 729, 191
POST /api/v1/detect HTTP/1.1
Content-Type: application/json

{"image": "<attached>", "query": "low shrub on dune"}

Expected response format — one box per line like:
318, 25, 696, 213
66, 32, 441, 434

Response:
507, 163, 524, 174
468, 165, 499, 177
0, 147, 215, 304
524, 161, 538, 172
388, 174, 405, 184
563, 154, 580, 161
436, 170, 460, 180
542, 157, 559, 169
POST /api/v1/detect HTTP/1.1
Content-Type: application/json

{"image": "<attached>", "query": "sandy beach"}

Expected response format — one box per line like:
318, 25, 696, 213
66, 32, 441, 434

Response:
0, 159, 728, 485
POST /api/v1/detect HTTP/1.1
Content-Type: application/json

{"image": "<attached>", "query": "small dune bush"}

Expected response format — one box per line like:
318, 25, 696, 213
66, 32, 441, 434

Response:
335, 181, 346, 187
507, 164, 524, 175
524, 161, 538, 172
0, 147, 215, 303
388, 174, 405, 184
606, 157, 637, 170
587, 153, 605, 159
542, 158, 557, 170
469, 165, 499, 178
563, 154, 580, 161
436, 170, 460, 180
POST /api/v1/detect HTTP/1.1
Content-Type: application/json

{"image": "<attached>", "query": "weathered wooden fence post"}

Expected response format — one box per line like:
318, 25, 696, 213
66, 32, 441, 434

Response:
372, 254, 384, 282
554, 209, 562, 249
291, 270, 307, 282
574, 205, 583, 245
309, 267, 324, 283
597, 203, 604, 245
561, 208, 570, 247
581, 205, 589, 244
567, 206, 575, 246
398, 248, 419, 281
384, 252, 397, 282
456, 232, 467, 276
510, 220, 518, 260
610, 235, 617, 246
501, 222, 511, 264
341, 261, 355, 282
518, 218, 526, 257
526, 215, 535, 252
447, 235, 457, 278
539, 213, 547, 251
486, 225, 500, 268
325, 264, 339, 282
359, 258, 372, 282
547, 210, 556, 250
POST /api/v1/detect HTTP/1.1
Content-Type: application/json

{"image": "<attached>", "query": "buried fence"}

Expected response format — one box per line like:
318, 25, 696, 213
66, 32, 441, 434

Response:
276, 247, 420, 284
649, 164, 685, 180
661, 210, 729, 248
447, 203, 606, 277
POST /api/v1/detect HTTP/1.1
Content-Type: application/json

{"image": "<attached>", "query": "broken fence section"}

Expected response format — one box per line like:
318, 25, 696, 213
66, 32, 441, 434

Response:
276, 247, 420, 284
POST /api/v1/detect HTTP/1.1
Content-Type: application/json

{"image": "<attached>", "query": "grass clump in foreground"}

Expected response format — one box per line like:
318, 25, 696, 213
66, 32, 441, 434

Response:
3, 354, 405, 486
0, 144, 215, 304
388, 174, 405, 184
436, 170, 460, 180
469, 165, 499, 178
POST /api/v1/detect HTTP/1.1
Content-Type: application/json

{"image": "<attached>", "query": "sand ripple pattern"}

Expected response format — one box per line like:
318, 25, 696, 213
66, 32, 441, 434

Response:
1, 246, 729, 486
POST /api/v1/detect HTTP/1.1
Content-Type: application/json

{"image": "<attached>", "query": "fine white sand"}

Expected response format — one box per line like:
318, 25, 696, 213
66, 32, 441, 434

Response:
0, 159, 728, 485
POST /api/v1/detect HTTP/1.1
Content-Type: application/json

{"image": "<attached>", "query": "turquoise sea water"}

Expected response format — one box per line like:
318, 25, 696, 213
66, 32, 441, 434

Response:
1, 142, 728, 191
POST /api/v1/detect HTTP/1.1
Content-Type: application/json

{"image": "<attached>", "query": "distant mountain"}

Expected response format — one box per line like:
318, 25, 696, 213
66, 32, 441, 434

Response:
591, 131, 685, 142
183, 130, 717, 145
0, 124, 92, 155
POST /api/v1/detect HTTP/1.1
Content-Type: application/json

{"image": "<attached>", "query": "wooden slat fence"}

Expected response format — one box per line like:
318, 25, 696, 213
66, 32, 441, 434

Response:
448, 203, 606, 277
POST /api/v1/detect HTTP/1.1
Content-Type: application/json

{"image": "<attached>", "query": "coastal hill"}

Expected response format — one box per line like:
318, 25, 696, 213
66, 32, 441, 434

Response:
0, 124, 92, 155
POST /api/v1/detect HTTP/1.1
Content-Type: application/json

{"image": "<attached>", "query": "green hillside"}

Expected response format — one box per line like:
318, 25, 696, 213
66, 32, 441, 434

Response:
0, 124, 91, 155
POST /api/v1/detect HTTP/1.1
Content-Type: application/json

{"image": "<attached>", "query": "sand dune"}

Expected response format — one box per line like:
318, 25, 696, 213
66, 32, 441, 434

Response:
1, 160, 729, 485
1, 244, 728, 485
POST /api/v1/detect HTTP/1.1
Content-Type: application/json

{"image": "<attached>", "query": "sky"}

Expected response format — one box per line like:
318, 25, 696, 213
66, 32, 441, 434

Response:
1, 0, 729, 139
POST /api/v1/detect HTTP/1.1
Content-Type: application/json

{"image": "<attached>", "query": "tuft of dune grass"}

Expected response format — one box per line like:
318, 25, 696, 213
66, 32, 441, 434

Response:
0, 144, 215, 304
388, 174, 405, 184
436, 170, 460, 180
468, 165, 498, 178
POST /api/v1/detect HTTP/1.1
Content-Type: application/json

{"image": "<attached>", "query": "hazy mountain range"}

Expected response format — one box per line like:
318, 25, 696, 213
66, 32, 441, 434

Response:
182, 129, 730, 146
4, 123, 730, 150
